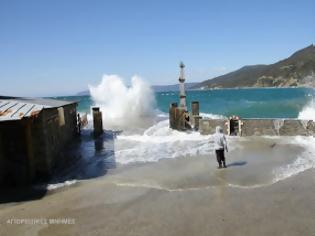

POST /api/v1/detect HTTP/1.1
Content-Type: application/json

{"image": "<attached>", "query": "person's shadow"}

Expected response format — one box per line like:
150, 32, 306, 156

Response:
226, 161, 247, 168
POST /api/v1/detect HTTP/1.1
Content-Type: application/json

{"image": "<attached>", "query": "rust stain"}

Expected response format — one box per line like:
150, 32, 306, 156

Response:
30, 110, 41, 117
0, 109, 12, 116
19, 112, 24, 117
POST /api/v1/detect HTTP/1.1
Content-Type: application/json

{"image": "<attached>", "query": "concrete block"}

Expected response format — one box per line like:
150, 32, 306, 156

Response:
199, 119, 227, 135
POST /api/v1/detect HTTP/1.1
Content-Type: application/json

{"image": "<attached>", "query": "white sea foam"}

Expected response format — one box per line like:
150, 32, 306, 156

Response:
115, 123, 315, 187
88, 75, 156, 129
273, 136, 315, 183
156, 111, 169, 118
115, 119, 236, 164
298, 98, 315, 120
229, 135, 315, 187
47, 180, 77, 191
200, 112, 227, 119
45, 135, 315, 191
79, 82, 315, 189
156, 111, 224, 120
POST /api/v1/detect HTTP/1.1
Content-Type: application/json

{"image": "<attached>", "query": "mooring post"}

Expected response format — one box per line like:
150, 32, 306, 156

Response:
92, 107, 103, 137
169, 103, 178, 129
191, 101, 202, 130
191, 101, 199, 116
176, 108, 186, 130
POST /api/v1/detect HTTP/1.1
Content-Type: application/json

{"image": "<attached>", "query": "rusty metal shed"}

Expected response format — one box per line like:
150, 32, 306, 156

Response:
0, 96, 78, 186
0, 96, 76, 122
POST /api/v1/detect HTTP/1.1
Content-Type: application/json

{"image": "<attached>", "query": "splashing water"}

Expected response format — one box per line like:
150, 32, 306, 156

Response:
89, 75, 156, 129
273, 136, 315, 182
115, 120, 218, 164
48, 86, 315, 191
298, 97, 315, 120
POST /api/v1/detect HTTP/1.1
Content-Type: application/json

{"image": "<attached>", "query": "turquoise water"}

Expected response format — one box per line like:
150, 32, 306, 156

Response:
57, 88, 314, 118
156, 88, 314, 118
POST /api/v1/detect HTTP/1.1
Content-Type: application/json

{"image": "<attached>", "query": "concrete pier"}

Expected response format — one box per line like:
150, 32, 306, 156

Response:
92, 107, 103, 137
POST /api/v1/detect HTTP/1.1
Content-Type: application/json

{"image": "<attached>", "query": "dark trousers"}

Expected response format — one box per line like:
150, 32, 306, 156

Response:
215, 149, 226, 167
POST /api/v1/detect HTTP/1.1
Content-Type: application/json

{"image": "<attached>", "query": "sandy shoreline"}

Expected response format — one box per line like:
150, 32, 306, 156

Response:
0, 137, 314, 236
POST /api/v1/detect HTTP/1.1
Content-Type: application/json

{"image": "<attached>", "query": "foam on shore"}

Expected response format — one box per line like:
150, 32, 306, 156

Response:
47, 81, 315, 191
298, 98, 315, 120
115, 119, 235, 164
273, 136, 315, 183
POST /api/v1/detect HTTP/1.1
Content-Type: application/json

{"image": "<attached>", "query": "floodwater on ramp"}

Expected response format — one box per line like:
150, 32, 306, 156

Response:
47, 119, 315, 192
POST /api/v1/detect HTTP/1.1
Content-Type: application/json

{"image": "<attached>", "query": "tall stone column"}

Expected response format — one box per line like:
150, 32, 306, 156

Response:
178, 62, 187, 111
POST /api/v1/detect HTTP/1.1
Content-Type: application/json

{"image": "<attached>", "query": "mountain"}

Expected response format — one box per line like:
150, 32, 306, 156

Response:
76, 82, 199, 95
194, 45, 315, 89
76, 90, 90, 96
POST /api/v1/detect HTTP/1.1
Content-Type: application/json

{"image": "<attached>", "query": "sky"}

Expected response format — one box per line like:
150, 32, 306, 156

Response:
0, 0, 314, 97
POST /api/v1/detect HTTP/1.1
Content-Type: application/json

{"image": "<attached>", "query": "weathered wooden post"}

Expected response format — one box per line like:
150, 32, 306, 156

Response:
176, 108, 186, 130
92, 107, 103, 137
191, 101, 202, 130
191, 101, 199, 116
169, 103, 178, 129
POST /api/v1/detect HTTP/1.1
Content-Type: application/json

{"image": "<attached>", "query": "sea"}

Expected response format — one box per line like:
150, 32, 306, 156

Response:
61, 87, 314, 119
47, 75, 315, 190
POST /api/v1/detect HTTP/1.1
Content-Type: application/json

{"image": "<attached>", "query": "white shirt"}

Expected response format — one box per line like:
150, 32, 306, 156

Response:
213, 131, 228, 151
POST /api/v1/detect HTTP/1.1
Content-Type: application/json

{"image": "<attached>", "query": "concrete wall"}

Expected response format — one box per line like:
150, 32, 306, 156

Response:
241, 119, 278, 136
199, 119, 228, 135
199, 118, 315, 136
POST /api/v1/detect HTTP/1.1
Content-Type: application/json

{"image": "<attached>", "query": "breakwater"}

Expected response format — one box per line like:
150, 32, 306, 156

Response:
199, 118, 315, 136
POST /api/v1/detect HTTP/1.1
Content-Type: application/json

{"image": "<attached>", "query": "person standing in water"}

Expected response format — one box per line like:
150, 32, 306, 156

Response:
213, 126, 228, 168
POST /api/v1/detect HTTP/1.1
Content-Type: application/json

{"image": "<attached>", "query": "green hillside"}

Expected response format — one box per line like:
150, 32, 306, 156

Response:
196, 45, 315, 88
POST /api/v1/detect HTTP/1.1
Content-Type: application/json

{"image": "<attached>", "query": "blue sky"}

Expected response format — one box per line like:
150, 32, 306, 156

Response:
0, 0, 314, 96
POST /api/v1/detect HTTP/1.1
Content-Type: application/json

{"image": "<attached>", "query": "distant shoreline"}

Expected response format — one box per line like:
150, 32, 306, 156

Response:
73, 86, 314, 97
192, 85, 315, 91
